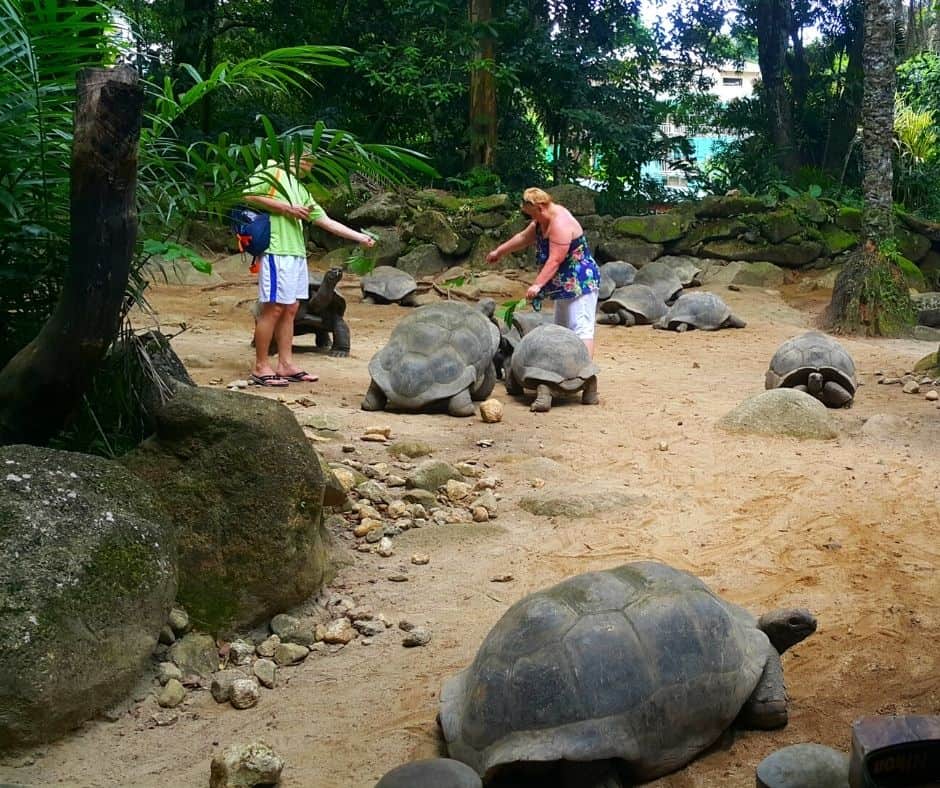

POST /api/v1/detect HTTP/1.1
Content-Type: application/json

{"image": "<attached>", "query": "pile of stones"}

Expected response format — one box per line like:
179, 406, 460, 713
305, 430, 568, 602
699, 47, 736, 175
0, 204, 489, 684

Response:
876, 370, 940, 402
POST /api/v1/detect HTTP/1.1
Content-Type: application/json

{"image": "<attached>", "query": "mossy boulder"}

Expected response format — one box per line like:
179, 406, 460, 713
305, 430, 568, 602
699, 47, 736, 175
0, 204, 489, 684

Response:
749, 209, 802, 243
413, 210, 461, 255
612, 213, 686, 243
700, 238, 823, 267
0, 445, 176, 748
913, 345, 940, 376
397, 243, 449, 277
820, 224, 859, 255
595, 238, 663, 265
897, 254, 927, 291
731, 261, 787, 287
348, 192, 404, 226
676, 218, 748, 252
363, 225, 404, 267
547, 184, 596, 216
895, 227, 931, 262
469, 194, 510, 213
918, 250, 940, 290
899, 212, 940, 242
695, 195, 770, 218
785, 194, 828, 224
123, 387, 333, 634
417, 188, 464, 213
835, 206, 862, 233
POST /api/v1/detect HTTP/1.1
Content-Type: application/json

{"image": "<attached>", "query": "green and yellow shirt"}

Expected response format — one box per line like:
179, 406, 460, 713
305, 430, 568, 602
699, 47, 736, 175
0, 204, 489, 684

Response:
244, 161, 326, 256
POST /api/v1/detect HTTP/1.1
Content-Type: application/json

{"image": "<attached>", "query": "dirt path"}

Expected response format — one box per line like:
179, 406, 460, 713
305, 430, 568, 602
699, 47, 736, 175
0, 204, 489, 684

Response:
3, 260, 938, 787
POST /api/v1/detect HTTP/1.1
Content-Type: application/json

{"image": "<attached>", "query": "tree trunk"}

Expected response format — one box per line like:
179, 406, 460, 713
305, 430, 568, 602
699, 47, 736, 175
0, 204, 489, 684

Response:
824, 0, 865, 172
0, 67, 143, 446
755, 0, 800, 173
468, 0, 496, 168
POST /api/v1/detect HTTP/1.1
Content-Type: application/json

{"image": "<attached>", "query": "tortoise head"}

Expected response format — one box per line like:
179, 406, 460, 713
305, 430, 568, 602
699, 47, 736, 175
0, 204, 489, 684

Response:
477, 298, 496, 319
807, 371, 824, 396
757, 609, 817, 654
324, 267, 344, 287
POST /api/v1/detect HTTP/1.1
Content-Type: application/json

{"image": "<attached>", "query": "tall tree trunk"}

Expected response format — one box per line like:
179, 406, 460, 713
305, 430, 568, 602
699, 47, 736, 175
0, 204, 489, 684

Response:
0, 67, 143, 446
828, 0, 913, 335
468, 0, 497, 168
755, 0, 800, 173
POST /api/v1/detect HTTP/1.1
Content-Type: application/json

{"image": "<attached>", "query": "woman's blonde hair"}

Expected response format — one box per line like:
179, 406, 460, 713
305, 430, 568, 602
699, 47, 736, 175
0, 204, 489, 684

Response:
522, 187, 553, 206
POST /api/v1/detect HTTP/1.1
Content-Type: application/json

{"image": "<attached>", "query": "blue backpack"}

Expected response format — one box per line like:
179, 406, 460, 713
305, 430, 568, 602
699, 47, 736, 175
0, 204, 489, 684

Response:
230, 206, 271, 257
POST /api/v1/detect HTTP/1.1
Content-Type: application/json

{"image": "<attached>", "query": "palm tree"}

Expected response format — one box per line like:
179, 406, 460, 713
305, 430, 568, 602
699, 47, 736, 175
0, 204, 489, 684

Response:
828, 0, 914, 335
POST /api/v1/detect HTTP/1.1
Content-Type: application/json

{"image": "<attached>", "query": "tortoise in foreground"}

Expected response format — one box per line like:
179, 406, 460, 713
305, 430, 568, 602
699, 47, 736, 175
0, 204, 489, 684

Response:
633, 260, 683, 303
506, 324, 599, 412
361, 265, 419, 306
440, 561, 817, 784
597, 284, 667, 326
654, 291, 746, 332
253, 267, 350, 356
598, 261, 638, 300
493, 310, 551, 379
765, 331, 857, 408
362, 301, 499, 416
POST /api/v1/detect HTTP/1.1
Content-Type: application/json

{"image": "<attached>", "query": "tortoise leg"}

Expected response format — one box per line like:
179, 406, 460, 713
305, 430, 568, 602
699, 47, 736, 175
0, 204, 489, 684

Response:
361, 380, 387, 411
447, 388, 475, 417
581, 375, 599, 405
530, 384, 553, 412
619, 309, 636, 327
738, 647, 788, 730
505, 368, 523, 396
362, 295, 377, 305
329, 317, 351, 358
471, 362, 496, 401
822, 381, 852, 407
676, 322, 690, 333
315, 330, 331, 351
400, 293, 419, 307
596, 313, 619, 325
726, 314, 747, 328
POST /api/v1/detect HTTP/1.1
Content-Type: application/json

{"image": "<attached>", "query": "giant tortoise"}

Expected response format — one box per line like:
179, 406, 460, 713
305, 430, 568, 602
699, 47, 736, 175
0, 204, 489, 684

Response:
505, 324, 599, 412
440, 561, 817, 783
361, 265, 419, 306
362, 301, 499, 416
596, 284, 667, 326
765, 331, 857, 408
598, 261, 638, 301
633, 260, 683, 303
654, 291, 746, 332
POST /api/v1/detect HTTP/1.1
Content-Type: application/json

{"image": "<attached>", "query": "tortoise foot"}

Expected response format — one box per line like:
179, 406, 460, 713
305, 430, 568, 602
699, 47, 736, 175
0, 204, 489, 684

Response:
530, 384, 553, 412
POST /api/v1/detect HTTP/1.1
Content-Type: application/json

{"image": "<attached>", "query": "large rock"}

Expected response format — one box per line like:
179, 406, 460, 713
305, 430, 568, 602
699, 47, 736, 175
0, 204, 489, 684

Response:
596, 239, 663, 265
820, 224, 858, 255
756, 743, 849, 788
896, 226, 931, 262
785, 194, 828, 223
124, 387, 333, 633
919, 250, 940, 290
0, 445, 176, 748
518, 489, 647, 518
547, 184, 596, 216
363, 225, 404, 267
700, 238, 823, 267
612, 213, 686, 243
676, 218, 749, 252
142, 258, 224, 287
406, 460, 465, 492
730, 261, 787, 287
899, 211, 940, 242
695, 195, 770, 218
749, 209, 802, 243
412, 210, 461, 255
348, 192, 404, 226
210, 741, 284, 788
718, 389, 838, 440
835, 206, 862, 232
397, 244, 448, 278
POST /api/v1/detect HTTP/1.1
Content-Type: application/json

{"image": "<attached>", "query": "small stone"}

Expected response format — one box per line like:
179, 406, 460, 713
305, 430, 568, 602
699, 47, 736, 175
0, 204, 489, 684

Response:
354, 517, 384, 537
474, 476, 499, 491
398, 619, 416, 631
479, 398, 503, 423
377, 613, 393, 628
346, 606, 373, 621
471, 491, 498, 517
319, 617, 357, 645
657, 440, 669, 451
476, 438, 494, 448
256, 635, 280, 658
167, 607, 190, 635
365, 425, 392, 438
411, 553, 430, 565
210, 742, 283, 788
356, 543, 373, 552
151, 710, 179, 727
386, 499, 411, 519
388, 573, 410, 582
361, 433, 388, 443
274, 642, 310, 666
727, 283, 741, 291
157, 662, 182, 686
385, 475, 406, 487
353, 619, 385, 637
491, 574, 514, 583
530, 477, 545, 489
383, 524, 402, 537
158, 625, 176, 645
388, 440, 432, 458
157, 678, 185, 708
926, 390, 939, 401
355, 503, 383, 520
210, 669, 245, 703
331, 467, 359, 492
402, 627, 432, 647
445, 479, 473, 501
902, 380, 921, 394
252, 659, 277, 689
342, 444, 356, 453
226, 380, 250, 390
376, 537, 395, 557
365, 527, 386, 544
355, 479, 389, 504
455, 462, 484, 478
472, 507, 490, 522
880, 376, 902, 384
228, 639, 255, 666
229, 678, 260, 710
168, 632, 218, 678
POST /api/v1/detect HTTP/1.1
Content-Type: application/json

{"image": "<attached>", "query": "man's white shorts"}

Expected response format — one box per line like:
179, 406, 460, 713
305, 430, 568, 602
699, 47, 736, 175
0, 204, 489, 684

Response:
553, 289, 599, 340
258, 254, 309, 304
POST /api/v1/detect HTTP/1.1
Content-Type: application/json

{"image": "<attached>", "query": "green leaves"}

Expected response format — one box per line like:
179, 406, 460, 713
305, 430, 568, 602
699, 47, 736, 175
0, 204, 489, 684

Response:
497, 298, 526, 326
141, 239, 213, 274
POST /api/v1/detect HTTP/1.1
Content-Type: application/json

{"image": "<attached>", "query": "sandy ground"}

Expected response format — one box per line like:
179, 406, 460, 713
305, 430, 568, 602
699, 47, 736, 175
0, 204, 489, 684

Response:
2, 256, 939, 788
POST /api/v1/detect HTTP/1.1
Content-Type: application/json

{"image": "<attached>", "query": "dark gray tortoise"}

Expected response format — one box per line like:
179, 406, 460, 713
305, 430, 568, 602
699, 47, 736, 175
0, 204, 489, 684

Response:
654, 291, 746, 332
656, 255, 703, 287
440, 561, 817, 784
375, 758, 482, 788
632, 260, 683, 303
361, 265, 419, 306
506, 324, 599, 412
493, 310, 551, 380
598, 261, 638, 300
765, 331, 857, 408
362, 301, 499, 416
597, 284, 667, 326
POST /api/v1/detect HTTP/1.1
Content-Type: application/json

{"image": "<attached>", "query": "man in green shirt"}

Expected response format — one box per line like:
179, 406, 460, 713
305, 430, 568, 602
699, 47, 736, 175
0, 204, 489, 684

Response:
244, 153, 374, 386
